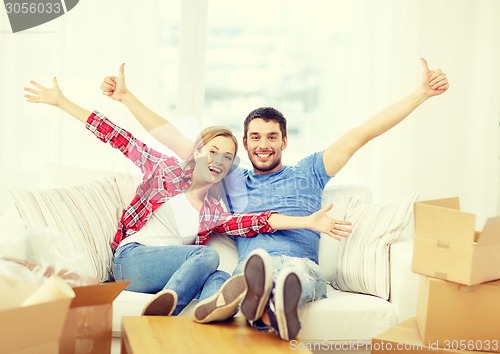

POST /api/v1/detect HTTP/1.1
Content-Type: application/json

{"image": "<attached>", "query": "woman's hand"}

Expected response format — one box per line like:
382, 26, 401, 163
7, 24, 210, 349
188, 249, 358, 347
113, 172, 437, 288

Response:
307, 204, 352, 241
101, 63, 128, 102
24, 77, 91, 124
24, 77, 64, 106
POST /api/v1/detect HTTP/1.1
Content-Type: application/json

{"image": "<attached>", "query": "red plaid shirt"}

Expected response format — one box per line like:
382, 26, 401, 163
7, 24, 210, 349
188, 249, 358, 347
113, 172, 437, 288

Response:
86, 111, 276, 252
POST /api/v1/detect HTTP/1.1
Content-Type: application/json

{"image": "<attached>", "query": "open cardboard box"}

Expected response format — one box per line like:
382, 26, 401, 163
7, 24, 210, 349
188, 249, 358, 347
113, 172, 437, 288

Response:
0, 258, 129, 354
412, 197, 500, 285
0, 275, 74, 354
61, 281, 129, 354
372, 317, 484, 354
416, 276, 500, 353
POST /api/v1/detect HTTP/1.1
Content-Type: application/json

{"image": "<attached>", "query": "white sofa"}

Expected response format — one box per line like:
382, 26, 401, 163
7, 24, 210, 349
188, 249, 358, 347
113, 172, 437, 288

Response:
0, 164, 420, 346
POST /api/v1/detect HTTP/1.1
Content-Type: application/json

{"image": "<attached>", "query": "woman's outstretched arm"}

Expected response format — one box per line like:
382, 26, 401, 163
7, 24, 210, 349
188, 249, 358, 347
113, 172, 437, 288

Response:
24, 77, 91, 123
207, 204, 352, 242
24, 78, 171, 174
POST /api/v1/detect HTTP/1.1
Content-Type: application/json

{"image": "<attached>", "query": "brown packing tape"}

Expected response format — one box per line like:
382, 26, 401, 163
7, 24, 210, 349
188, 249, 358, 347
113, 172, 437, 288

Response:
458, 284, 478, 293
437, 240, 450, 248
434, 272, 448, 280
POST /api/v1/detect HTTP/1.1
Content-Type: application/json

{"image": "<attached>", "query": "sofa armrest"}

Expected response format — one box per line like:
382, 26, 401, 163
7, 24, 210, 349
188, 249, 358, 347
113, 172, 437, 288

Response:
389, 238, 419, 323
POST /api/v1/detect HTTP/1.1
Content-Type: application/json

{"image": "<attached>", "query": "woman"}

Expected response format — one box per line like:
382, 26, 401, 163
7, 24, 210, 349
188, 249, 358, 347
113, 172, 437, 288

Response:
24, 78, 342, 317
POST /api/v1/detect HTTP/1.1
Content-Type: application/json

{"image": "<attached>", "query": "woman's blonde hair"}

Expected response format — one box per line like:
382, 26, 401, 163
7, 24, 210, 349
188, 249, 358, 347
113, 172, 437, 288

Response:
184, 126, 238, 198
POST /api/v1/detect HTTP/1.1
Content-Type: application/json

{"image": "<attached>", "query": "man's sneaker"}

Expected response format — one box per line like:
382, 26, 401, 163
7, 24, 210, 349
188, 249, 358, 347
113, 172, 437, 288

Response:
240, 249, 273, 321
141, 289, 178, 316
266, 270, 302, 341
193, 274, 247, 323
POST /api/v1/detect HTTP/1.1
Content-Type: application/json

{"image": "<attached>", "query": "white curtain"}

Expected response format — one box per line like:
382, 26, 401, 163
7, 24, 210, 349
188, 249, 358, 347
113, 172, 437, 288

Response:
314, 0, 500, 228
0, 0, 181, 211
1, 0, 499, 228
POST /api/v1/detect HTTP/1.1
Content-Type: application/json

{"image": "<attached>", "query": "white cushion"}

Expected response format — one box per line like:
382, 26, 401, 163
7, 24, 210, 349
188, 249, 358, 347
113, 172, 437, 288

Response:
38, 163, 140, 207
389, 238, 420, 322
298, 285, 397, 341
318, 185, 372, 280
10, 177, 124, 282
112, 290, 153, 336
113, 285, 398, 341
206, 235, 239, 274
112, 289, 199, 337
332, 192, 418, 300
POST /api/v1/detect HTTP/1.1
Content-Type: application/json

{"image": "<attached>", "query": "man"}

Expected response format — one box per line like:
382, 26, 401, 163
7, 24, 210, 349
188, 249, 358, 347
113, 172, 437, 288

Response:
100, 58, 449, 340
194, 58, 449, 341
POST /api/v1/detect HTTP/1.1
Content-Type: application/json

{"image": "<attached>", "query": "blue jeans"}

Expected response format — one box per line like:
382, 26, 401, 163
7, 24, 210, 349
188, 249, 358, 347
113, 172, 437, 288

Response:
233, 255, 327, 307
113, 242, 230, 315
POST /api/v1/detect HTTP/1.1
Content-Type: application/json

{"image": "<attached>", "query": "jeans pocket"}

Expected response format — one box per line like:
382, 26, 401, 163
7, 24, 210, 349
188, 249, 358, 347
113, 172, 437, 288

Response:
115, 242, 140, 258
113, 263, 124, 281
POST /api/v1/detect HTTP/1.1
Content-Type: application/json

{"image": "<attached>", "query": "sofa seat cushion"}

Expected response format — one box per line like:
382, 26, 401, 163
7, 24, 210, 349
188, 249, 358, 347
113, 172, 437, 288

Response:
297, 285, 397, 341
112, 285, 397, 341
112, 290, 150, 336
112, 289, 197, 337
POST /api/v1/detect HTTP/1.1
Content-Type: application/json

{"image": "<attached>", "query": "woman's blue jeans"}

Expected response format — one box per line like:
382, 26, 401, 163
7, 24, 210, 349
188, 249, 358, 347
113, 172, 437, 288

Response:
112, 242, 230, 315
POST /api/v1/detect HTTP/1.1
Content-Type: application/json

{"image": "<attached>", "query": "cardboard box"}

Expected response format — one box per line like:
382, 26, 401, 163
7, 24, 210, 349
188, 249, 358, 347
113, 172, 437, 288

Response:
413, 197, 500, 285
60, 281, 129, 354
0, 258, 129, 354
372, 318, 485, 353
416, 276, 500, 352
0, 276, 74, 354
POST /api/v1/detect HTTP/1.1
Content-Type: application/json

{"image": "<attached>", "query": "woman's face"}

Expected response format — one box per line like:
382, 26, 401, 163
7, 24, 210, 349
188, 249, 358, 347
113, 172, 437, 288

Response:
193, 135, 236, 184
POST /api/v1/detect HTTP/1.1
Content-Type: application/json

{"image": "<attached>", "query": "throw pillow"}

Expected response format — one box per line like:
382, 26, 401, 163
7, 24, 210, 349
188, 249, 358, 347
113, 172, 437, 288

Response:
319, 185, 373, 281
332, 192, 418, 300
10, 177, 123, 282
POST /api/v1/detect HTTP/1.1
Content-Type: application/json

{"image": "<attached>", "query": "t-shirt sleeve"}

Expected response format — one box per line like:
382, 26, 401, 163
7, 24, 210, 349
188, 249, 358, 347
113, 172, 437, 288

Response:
296, 151, 331, 191
221, 164, 249, 213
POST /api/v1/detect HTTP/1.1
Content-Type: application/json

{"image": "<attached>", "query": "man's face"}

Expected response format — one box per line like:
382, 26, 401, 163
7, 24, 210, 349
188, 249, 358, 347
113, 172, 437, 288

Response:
243, 118, 287, 174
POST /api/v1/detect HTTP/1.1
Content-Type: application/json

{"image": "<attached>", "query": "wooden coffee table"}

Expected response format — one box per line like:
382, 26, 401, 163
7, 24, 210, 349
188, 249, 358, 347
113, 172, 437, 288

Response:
121, 316, 312, 354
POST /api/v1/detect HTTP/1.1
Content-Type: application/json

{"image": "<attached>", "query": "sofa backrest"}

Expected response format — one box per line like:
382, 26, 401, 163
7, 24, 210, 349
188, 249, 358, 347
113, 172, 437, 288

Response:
319, 185, 372, 279
38, 164, 141, 207
3, 164, 374, 279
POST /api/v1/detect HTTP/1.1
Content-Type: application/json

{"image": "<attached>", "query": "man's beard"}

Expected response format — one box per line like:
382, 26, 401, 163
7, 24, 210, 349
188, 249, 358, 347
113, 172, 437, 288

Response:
250, 155, 282, 173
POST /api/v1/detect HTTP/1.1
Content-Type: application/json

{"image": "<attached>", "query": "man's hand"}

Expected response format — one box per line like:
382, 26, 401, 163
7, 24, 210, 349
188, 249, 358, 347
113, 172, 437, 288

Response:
101, 63, 128, 102
307, 204, 352, 241
24, 77, 64, 106
421, 58, 449, 97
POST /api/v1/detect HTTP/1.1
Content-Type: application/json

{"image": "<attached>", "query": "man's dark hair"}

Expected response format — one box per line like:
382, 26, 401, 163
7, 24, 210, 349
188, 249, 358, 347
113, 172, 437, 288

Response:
243, 107, 287, 139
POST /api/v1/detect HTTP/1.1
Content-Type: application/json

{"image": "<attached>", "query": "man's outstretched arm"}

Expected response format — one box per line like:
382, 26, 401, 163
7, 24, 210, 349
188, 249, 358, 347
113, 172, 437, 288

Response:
322, 58, 449, 177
